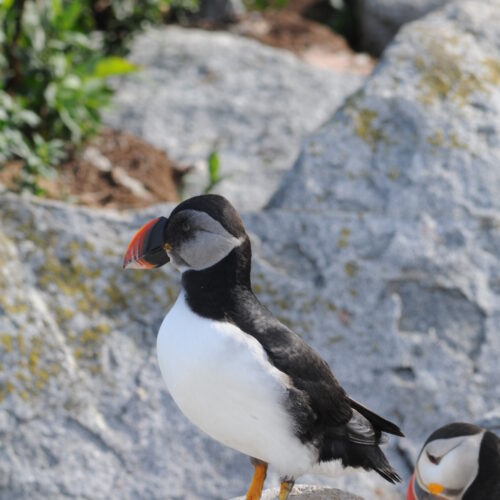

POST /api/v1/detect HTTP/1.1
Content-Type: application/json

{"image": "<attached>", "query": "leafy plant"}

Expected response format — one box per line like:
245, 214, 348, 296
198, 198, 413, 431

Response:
88, 0, 171, 55
244, 0, 288, 11
204, 150, 222, 193
0, 0, 170, 193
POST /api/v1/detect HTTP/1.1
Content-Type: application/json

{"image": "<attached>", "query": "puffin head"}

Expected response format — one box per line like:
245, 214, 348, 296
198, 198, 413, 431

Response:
123, 194, 247, 272
407, 423, 485, 500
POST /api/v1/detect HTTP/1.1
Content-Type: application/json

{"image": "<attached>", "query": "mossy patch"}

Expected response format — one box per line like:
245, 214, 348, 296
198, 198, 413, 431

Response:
39, 257, 98, 295
0, 331, 62, 402
427, 129, 468, 150
387, 168, 401, 180
428, 131, 444, 147
68, 322, 112, 372
337, 228, 351, 249
0, 334, 13, 352
415, 41, 500, 105
344, 261, 359, 278
352, 108, 386, 146
55, 307, 75, 324
0, 296, 28, 315
449, 132, 467, 149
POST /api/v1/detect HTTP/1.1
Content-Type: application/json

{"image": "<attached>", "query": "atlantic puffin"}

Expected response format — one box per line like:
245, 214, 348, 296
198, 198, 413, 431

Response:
407, 422, 500, 500
123, 194, 403, 499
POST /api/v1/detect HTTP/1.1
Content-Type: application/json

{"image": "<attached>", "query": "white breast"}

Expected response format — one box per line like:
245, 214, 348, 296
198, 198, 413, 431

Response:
156, 292, 317, 476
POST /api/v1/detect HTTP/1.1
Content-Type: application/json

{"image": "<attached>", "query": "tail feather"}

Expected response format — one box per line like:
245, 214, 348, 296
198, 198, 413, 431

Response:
345, 398, 403, 484
349, 397, 404, 437
347, 442, 402, 484
370, 448, 402, 484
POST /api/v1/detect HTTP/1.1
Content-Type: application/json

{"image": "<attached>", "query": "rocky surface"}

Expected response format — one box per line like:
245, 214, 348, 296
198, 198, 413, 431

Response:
233, 485, 363, 499
104, 26, 364, 211
354, 0, 451, 55
1, 1, 500, 499
269, 0, 500, 485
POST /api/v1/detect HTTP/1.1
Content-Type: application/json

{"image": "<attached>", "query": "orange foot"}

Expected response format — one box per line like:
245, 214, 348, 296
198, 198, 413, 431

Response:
246, 460, 268, 500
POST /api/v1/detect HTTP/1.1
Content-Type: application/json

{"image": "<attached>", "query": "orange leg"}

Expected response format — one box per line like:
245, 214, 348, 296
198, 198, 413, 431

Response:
278, 479, 294, 500
246, 459, 268, 500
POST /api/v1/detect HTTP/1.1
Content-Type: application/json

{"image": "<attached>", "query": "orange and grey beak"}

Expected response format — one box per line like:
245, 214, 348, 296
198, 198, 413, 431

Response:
427, 483, 444, 496
406, 473, 416, 500
123, 216, 170, 269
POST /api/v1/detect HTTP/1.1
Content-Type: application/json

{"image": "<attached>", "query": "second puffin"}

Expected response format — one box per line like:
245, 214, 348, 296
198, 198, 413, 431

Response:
123, 194, 404, 499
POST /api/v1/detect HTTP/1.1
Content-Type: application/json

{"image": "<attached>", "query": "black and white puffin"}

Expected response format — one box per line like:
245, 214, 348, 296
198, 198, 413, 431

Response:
123, 194, 404, 499
407, 422, 500, 500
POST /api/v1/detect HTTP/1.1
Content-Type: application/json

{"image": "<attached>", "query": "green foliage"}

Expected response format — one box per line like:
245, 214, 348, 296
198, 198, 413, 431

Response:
244, 0, 288, 10
204, 150, 222, 193
0, 91, 64, 194
0, 0, 167, 194
88, 0, 171, 54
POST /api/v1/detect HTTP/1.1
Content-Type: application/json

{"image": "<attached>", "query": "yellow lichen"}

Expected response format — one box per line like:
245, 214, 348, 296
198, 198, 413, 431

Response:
56, 307, 75, 323
17, 334, 26, 355
104, 282, 128, 309
353, 109, 385, 145
344, 261, 359, 278
0, 334, 13, 352
449, 132, 467, 149
387, 168, 401, 180
80, 323, 111, 344
327, 302, 337, 312
484, 57, 500, 85
273, 299, 290, 311
66, 240, 95, 254
428, 131, 444, 146
337, 228, 351, 249
38, 257, 100, 303
5, 380, 14, 394
73, 347, 84, 359
416, 41, 500, 105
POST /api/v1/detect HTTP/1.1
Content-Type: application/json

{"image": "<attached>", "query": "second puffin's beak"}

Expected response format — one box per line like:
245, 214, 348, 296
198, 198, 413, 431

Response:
406, 473, 416, 500
123, 216, 170, 269
427, 483, 444, 495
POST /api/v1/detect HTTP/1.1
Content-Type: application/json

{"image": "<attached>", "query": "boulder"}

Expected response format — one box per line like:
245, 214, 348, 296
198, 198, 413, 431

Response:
104, 26, 364, 211
1, 1, 500, 499
267, 0, 500, 488
354, 0, 451, 55
233, 485, 363, 499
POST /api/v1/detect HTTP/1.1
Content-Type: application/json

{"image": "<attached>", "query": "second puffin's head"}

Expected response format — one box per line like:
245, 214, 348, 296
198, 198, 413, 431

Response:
123, 194, 247, 272
407, 423, 485, 500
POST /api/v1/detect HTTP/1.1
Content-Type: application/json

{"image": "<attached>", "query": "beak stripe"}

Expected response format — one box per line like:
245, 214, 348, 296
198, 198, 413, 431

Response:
123, 218, 160, 269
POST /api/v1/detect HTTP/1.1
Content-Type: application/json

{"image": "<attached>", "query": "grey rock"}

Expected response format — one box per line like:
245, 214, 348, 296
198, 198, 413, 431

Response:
104, 26, 364, 211
232, 485, 364, 499
355, 0, 452, 54
0, 195, 383, 500
267, 0, 500, 492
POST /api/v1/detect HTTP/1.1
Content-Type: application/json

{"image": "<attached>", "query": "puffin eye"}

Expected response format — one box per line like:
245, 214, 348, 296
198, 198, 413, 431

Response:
182, 222, 190, 233
427, 452, 440, 465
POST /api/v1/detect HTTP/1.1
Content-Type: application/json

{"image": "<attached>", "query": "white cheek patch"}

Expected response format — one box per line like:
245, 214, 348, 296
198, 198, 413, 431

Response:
417, 432, 483, 494
176, 210, 243, 270
182, 232, 242, 270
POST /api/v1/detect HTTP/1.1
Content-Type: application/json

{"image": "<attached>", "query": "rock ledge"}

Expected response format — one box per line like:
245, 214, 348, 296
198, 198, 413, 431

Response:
232, 485, 363, 499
